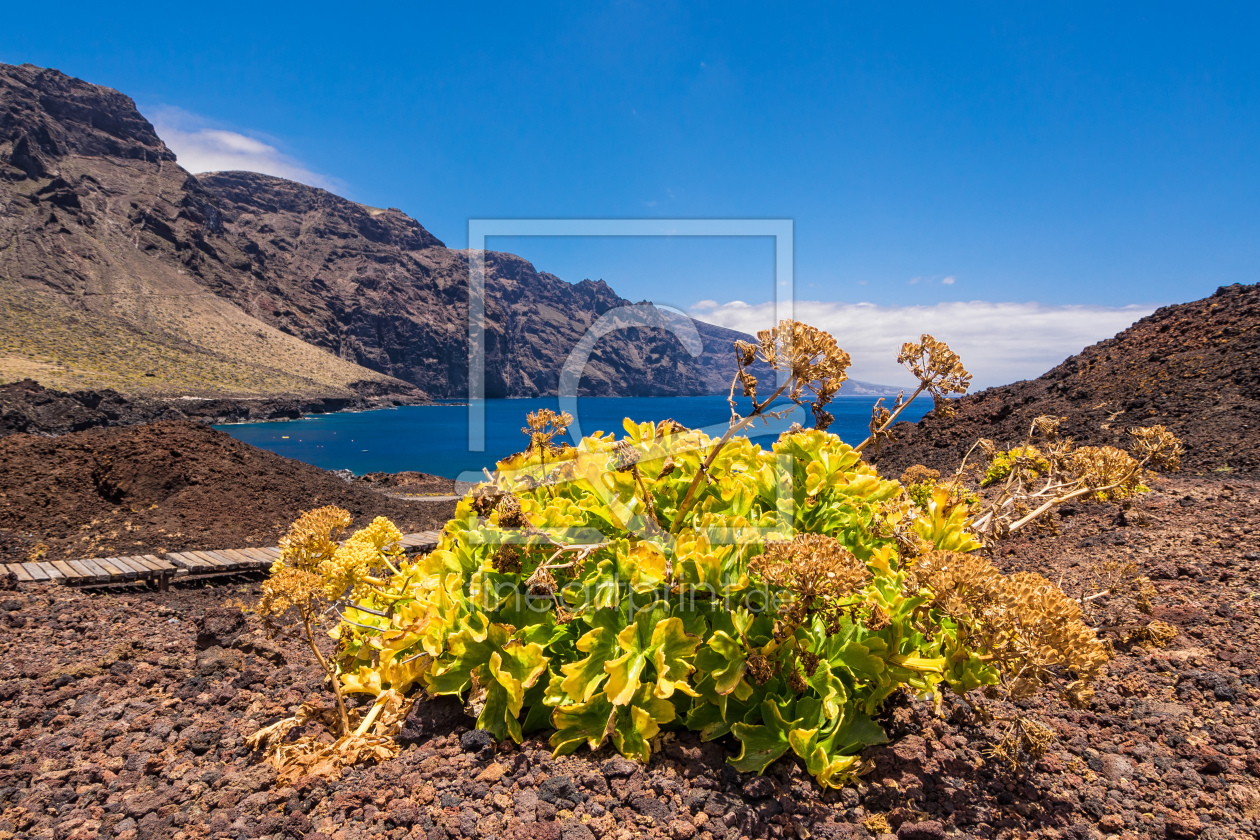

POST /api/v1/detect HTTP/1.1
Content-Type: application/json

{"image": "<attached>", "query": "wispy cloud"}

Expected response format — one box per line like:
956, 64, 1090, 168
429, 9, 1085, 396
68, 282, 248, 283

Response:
689, 299, 1156, 389
149, 106, 339, 190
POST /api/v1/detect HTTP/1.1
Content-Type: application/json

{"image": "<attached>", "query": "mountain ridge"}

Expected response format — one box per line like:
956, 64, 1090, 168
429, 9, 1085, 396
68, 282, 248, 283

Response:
0, 62, 810, 401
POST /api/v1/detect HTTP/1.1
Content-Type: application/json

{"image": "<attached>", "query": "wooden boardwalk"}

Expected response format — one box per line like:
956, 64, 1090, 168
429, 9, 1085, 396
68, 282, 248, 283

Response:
3, 530, 443, 588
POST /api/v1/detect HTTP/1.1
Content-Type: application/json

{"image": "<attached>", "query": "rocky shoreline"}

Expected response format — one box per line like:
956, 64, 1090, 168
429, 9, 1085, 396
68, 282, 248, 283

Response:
0, 380, 431, 439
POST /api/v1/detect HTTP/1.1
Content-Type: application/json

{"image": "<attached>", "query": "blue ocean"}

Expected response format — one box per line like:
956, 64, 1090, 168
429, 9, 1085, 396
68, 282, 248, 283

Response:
215, 394, 932, 481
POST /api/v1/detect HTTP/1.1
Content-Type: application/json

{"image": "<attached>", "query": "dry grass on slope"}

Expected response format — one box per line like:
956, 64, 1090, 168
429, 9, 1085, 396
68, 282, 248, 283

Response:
0, 285, 383, 397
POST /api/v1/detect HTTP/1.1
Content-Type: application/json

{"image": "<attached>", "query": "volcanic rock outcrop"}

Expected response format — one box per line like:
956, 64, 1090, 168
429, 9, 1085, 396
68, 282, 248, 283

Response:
872, 282, 1260, 476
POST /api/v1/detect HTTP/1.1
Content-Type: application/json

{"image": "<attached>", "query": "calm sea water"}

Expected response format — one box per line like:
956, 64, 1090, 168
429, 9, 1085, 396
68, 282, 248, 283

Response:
215, 394, 932, 480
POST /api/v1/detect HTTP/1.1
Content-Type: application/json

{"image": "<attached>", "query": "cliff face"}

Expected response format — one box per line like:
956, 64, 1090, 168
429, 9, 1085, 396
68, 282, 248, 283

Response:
0, 62, 757, 400
870, 283, 1260, 477
0, 63, 419, 399
195, 171, 746, 398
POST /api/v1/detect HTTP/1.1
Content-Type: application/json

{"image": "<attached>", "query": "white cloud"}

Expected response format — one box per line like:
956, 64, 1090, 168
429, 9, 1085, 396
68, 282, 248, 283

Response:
149, 107, 339, 190
941, 275, 956, 285
689, 299, 1156, 389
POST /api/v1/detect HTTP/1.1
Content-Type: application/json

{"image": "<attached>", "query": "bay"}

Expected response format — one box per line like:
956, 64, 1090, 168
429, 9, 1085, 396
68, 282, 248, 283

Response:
215, 394, 932, 480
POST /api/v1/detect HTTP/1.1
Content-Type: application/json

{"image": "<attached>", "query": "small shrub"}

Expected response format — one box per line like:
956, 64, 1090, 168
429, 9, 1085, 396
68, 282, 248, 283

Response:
305, 325, 1110, 788
255, 321, 1180, 788
981, 445, 1050, 487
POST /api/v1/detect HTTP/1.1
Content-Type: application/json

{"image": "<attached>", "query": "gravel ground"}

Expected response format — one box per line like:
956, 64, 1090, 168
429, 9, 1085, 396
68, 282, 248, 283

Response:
0, 475, 1257, 840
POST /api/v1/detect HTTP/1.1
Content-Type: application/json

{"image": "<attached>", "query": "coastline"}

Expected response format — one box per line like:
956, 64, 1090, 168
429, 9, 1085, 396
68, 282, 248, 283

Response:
0, 379, 433, 438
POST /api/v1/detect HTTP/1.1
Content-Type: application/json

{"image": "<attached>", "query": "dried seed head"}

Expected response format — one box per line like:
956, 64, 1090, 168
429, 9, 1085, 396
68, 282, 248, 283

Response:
737, 368, 758, 399
491, 545, 523, 575
799, 651, 820, 677
521, 409, 573, 455
746, 654, 773, 686
277, 506, 352, 573
750, 534, 871, 632
320, 517, 403, 601
1128, 425, 1183, 472
1070, 445, 1144, 499
911, 551, 1110, 704
786, 668, 808, 694
612, 439, 641, 472
526, 566, 557, 598
866, 400, 893, 449
900, 465, 941, 486
497, 494, 527, 529
988, 716, 1054, 770
897, 334, 971, 416
736, 320, 852, 430
1031, 415, 1064, 440
1143, 620, 1178, 647
865, 604, 891, 632
470, 484, 504, 517
813, 404, 835, 432
655, 419, 690, 437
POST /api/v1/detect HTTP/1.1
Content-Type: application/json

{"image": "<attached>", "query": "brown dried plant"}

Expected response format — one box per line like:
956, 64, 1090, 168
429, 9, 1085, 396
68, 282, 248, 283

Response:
523, 408, 574, 473
857, 334, 972, 453
912, 550, 1111, 708
966, 420, 1183, 542
1125, 619, 1178, 648
900, 465, 941, 486
245, 691, 406, 786
987, 716, 1054, 771
258, 505, 355, 734
749, 533, 872, 636
731, 319, 852, 430
254, 507, 408, 781
670, 320, 851, 533
1086, 560, 1157, 614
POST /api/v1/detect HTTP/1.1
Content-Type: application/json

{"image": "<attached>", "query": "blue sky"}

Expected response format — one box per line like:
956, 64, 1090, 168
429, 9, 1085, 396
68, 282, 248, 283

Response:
4, 2, 1258, 385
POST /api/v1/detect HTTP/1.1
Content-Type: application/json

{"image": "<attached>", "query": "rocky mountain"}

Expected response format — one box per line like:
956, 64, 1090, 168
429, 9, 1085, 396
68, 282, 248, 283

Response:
0, 62, 764, 400
0, 63, 418, 400
870, 282, 1260, 476
195, 171, 755, 398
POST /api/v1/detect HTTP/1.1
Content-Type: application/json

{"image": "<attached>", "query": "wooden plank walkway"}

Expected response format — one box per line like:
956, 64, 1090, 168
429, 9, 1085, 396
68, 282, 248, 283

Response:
5, 530, 442, 588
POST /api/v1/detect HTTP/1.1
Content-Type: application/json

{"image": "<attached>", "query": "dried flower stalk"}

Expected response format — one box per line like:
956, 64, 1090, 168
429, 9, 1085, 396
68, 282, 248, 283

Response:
857, 334, 972, 453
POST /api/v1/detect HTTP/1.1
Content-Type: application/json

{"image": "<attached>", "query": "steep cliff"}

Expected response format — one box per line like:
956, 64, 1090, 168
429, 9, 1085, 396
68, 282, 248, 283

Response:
0, 62, 761, 400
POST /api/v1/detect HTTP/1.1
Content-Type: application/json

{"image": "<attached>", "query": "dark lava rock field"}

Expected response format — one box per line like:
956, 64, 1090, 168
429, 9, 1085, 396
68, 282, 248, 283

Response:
0, 474, 1257, 840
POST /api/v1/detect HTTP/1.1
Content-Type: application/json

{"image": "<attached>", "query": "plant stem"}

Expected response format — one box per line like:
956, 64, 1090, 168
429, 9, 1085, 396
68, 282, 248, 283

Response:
668, 417, 753, 534
854, 384, 927, 453
669, 378, 793, 534
302, 609, 351, 736
352, 692, 389, 737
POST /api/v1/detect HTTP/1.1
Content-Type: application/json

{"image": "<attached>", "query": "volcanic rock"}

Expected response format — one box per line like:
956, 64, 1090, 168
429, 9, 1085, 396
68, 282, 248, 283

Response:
0, 420, 456, 563
872, 282, 1260, 476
